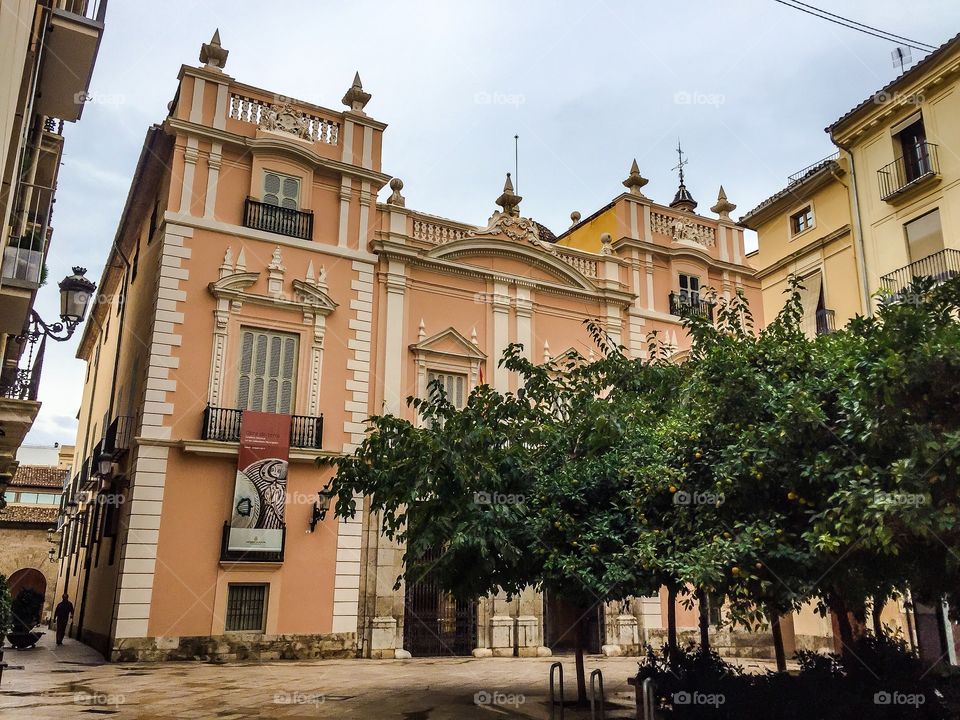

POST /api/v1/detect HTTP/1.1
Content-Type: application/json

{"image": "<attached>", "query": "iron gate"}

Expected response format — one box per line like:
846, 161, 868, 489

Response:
403, 551, 477, 656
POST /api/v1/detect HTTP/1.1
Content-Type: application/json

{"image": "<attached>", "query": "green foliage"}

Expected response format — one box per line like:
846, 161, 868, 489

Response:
0, 576, 11, 637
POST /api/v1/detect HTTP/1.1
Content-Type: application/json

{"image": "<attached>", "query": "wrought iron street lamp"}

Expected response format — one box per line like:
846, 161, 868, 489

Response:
95, 451, 113, 478
17, 266, 96, 343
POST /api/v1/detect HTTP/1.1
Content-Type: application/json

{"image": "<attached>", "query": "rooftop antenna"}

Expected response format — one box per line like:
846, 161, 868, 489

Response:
514, 134, 519, 194
892, 46, 912, 74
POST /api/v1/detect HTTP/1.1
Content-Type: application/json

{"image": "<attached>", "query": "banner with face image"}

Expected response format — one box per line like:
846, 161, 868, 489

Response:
228, 411, 291, 554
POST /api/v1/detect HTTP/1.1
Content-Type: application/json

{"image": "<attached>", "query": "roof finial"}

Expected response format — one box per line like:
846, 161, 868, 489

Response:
710, 185, 737, 220
570, 210, 581, 227
495, 172, 522, 217
342, 71, 371, 113
670, 140, 697, 212
387, 177, 405, 207
622, 159, 649, 198
199, 29, 229, 70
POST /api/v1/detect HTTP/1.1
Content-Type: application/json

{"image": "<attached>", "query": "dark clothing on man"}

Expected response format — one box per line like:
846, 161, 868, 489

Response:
54, 599, 74, 645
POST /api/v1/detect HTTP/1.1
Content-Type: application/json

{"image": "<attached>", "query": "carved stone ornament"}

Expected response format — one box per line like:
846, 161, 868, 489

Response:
475, 212, 556, 254
670, 217, 715, 247
260, 104, 311, 140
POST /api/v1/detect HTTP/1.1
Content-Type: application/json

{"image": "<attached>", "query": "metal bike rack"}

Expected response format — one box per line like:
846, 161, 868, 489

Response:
589, 668, 605, 720
641, 677, 656, 720
549, 661, 564, 720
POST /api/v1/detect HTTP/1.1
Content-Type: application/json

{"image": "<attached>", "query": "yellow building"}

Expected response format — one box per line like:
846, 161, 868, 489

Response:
827, 32, 960, 310
0, 0, 107, 485
741, 154, 863, 336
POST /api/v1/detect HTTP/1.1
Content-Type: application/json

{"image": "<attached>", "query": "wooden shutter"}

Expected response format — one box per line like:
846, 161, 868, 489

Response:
263, 171, 300, 209
427, 371, 467, 409
237, 329, 299, 413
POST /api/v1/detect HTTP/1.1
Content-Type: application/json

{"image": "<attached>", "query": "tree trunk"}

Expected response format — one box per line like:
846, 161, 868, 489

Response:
769, 607, 787, 673
696, 588, 711, 653
573, 609, 588, 706
667, 585, 679, 663
829, 594, 855, 659
873, 597, 886, 637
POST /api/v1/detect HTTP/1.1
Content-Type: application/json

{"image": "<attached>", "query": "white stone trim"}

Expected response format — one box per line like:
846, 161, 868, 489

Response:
179, 138, 199, 215
338, 178, 352, 248
382, 260, 406, 415
189, 76, 206, 124
203, 142, 222, 219
492, 282, 510, 391
362, 125, 373, 169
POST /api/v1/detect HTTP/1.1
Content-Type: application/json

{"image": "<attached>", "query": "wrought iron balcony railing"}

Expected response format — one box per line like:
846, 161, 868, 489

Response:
669, 292, 714, 321
104, 415, 133, 458
878, 141, 940, 201
220, 521, 285, 563
201, 405, 324, 449
243, 197, 313, 241
880, 248, 960, 296
815, 308, 836, 336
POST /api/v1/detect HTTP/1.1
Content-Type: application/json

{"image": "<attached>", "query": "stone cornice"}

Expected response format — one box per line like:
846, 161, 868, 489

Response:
612, 236, 757, 277
164, 117, 391, 187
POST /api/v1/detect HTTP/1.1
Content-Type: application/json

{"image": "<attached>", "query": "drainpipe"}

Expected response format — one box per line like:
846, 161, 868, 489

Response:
834, 140, 873, 316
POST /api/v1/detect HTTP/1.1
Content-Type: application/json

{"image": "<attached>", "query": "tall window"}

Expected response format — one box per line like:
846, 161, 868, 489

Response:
679, 274, 700, 304
237, 329, 299, 414
426, 371, 467, 409
790, 206, 814, 235
904, 209, 943, 263
225, 584, 267, 632
263, 171, 300, 209
896, 118, 930, 183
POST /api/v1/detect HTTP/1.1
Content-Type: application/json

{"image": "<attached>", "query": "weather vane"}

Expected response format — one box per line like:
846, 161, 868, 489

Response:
672, 140, 688, 186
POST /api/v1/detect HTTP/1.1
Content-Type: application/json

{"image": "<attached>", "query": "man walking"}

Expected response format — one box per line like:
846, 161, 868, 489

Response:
54, 593, 74, 646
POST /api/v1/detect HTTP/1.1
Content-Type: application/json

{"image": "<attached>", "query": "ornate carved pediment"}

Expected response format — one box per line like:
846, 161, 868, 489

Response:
260, 104, 311, 140
291, 279, 338, 315
474, 212, 557, 254
670, 217, 715, 248
410, 327, 487, 361
209, 271, 259, 295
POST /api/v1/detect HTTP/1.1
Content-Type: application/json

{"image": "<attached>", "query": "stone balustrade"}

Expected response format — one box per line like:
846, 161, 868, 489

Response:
228, 93, 340, 145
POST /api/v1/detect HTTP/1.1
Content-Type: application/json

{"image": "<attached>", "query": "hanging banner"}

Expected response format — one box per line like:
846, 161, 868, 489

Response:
228, 411, 291, 554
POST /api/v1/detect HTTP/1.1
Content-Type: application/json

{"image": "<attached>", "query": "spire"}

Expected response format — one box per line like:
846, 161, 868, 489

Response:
622, 159, 649, 197
199, 29, 229, 70
710, 185, 737, 220
670, 141, 697, 212
495, 172, 522, 217
342, 71, 372, 113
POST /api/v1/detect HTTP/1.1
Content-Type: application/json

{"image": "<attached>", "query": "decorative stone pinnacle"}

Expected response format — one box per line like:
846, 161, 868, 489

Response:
570, 210, 581, 227
710, 185, 737, 220
622, 159, 649, 196
387, 177, 406, 207
495, 173, 522, 217
199, 29, 229, 70
342, 72, 371, 113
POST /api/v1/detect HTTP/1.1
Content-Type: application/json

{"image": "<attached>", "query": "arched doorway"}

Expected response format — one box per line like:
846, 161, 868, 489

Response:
8, 567, 47, 603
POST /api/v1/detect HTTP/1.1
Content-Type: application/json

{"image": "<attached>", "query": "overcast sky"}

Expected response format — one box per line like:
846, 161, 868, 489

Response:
24, 0, 959, 449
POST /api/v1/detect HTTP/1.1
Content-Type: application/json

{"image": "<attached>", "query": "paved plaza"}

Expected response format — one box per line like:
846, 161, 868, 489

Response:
0, 634, 787, 719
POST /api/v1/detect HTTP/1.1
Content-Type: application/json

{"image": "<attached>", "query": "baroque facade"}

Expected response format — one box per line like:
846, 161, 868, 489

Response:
54, 34, 769, 662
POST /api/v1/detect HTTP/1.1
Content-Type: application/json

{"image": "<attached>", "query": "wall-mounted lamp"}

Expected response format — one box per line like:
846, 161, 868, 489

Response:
47, 547, 57, 564
95, 451, 113, 478
308, 487, 336, 533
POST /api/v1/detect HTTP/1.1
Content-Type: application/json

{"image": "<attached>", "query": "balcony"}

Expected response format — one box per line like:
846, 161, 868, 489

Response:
220, 521, 285, 563
878, 142, 940, 203
201, 405, 324, 449
880, 248, 960, 296
1, 245, 44, 286
669, 292, 714, 321
815, 308, 836, 336
35, 0, 108, 122
104, 415, 133, 458
244, 198, 313, 241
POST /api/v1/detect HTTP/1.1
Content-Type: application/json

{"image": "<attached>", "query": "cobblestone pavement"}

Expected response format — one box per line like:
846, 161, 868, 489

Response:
0, 633, 785, 719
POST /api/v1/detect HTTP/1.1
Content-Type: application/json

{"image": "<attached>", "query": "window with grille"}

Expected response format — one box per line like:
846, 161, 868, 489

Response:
426, 371, 467, 409
262, 171, 300, 209
679, 274, 700, 303
237, 329, 299, 414
225, 584, 267, 632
